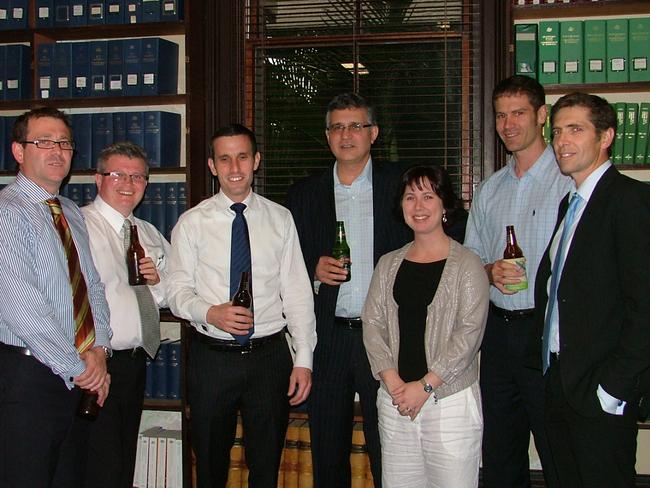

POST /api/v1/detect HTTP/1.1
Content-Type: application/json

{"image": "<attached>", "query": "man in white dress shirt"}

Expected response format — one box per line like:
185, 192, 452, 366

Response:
167, 124, 317, 488
81, 141, 170, 488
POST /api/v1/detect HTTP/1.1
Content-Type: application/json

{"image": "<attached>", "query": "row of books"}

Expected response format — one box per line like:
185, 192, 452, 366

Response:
67, 111, 182, 171
515, 18, 650, 84
541, 102, 650, 165
0, 44, 30, 101
33, 0, 183, 28
134, 427, 183, 488
612, 102, 650, 166
145, 340, 182, 401
0, 111, 178, 171
226, 419, 374, 488
37, 38, 179, 99
0, 1, 27, 30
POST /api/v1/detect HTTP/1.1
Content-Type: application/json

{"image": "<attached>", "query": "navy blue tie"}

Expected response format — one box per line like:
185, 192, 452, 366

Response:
230, 202, 253, 344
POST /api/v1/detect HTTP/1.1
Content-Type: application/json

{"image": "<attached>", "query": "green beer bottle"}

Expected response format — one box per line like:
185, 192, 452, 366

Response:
332, 221, 351, 282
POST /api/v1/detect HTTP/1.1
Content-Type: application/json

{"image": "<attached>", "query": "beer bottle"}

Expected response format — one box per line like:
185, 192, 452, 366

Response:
332, 221, 351, 282
77, 390, 100, 420
232, 271, 252, 310
127, 224, 146, 286
503, 225, 528, 291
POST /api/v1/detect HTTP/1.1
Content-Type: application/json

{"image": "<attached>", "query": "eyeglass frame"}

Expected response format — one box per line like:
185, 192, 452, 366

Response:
99, 171, 150, 184
326, 122, 374, 134
21, 139, 76, 151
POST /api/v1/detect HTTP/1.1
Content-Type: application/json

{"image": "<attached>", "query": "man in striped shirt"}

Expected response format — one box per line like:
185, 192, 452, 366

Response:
0, 107, 112, 487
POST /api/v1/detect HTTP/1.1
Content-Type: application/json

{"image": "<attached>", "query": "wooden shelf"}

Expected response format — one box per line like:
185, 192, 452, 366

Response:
0, 94, 187, 111
542, 82, 650, 95
143, 398, 183, 411
513, 0, 650, 20
0, 21, 185, 44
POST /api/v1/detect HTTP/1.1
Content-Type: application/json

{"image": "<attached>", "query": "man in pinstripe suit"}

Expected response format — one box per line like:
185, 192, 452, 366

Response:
286, 93, 411, 487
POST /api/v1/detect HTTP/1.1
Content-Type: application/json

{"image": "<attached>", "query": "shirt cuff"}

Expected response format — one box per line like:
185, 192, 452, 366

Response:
597, 384, 626, 415
293, 346, 313, 371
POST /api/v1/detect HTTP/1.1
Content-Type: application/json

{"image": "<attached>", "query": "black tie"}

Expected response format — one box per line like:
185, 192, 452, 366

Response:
230, 203, 253, 344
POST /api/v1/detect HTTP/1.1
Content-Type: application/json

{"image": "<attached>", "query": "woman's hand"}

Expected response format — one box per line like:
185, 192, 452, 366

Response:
392, 381, 431, 420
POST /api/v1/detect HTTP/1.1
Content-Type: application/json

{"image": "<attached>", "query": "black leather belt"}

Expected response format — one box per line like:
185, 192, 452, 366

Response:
490, 303, 535, 321
113, 347, 145, 357
195, 330, 283, 353
334, 317, 363, 329
0, 343, 34, 356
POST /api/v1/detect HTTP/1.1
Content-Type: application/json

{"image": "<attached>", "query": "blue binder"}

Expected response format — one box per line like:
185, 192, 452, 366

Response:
71, 42, 90, 98
141, 37, 178, 96
36, 43, 54, 100
143, 111, 181, 168
89, 40, 107, 97
53, 43, 72, 99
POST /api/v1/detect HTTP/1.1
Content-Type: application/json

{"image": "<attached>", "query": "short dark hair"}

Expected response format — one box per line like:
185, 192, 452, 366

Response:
12, 107, 72, 144
492, 75, 546, 112
97, 141, 149, 174
397, 165, 465, 230
325, 93, 376, 127
550, 92, 617, 137
209, 124, 258, 159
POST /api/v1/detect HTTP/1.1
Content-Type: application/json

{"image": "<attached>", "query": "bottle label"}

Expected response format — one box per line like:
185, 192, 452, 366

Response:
503, 257, 528, 291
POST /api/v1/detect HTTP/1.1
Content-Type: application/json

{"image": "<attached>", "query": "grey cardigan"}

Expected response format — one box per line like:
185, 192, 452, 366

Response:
362, 239, 489, 400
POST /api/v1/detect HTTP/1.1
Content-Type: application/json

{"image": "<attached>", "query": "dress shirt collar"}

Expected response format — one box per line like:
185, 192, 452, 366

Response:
575, 160, 611, 204
506, 145, 557, 182
93, 194, 134, 234
333, 157, 373, 188
15, 171, 57, 202
216, 189, 256, 214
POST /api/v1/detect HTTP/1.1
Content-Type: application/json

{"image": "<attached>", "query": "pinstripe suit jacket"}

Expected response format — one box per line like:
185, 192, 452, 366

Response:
285, 161, 412, 351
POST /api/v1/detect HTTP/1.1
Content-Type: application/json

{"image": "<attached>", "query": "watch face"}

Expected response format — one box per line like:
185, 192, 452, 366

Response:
424, 384, 433, 393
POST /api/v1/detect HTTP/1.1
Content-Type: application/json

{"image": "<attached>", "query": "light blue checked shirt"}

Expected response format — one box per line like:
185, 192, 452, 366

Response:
0, 172, 111, 388
464, 145, 573, 310
334, 158, 374, 318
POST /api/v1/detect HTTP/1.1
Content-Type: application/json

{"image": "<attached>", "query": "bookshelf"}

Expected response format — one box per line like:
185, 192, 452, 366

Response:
511, 0, 650, 181
0, 1, 212, 486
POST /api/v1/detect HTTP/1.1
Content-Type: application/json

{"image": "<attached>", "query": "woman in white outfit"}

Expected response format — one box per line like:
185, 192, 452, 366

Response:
362, 165, 489, 488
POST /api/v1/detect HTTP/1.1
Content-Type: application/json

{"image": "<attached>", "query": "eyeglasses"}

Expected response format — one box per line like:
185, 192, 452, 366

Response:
22, 139, 75, 151
326, 122, 373, 134
100, 171, 149, 184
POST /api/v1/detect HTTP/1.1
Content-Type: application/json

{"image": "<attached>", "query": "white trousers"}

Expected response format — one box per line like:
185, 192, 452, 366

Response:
377, 382, 483, 488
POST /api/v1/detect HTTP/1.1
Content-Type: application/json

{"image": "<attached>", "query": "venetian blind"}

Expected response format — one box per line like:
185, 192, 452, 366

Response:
244, 0, 484, 205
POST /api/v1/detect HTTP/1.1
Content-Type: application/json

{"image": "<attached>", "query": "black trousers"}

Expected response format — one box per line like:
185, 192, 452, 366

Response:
480, 309, 559, 488
308, 326, 382, 488
83, 348, 147, 488
0, 346, 89, 488
188, 333, 293, 488
545, 357, 638, 488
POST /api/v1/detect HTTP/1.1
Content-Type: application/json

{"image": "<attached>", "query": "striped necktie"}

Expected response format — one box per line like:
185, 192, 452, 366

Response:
230, 202, 253, 344
46, 198, 95, 353
123, 220, 160, 358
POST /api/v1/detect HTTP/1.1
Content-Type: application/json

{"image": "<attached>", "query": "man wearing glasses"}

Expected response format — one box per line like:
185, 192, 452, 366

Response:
81, 141, 170, 488
286, 93, 411, 487
0, 107, 112, 487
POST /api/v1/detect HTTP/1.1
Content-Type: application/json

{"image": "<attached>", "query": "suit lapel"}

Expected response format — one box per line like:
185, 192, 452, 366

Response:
560, 166, 618, 283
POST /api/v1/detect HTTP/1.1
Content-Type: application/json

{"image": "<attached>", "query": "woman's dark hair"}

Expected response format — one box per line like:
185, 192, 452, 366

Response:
397, 165, 466, 231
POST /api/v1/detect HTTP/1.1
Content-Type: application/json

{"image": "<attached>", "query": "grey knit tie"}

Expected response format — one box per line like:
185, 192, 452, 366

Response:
123, 220, 160, 359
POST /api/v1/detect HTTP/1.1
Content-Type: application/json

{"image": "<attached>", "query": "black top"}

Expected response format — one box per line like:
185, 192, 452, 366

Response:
393, 258, 446, 382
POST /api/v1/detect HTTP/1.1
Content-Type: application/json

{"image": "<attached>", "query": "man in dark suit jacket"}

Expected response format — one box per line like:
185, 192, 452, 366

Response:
532, 92, 650, 487
286, 93, 411, 487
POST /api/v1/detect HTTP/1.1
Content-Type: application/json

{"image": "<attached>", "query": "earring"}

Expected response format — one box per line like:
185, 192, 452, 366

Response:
442, 212, 448, 224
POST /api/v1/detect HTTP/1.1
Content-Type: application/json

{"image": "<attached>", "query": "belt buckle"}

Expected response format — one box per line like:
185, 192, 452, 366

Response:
240, 342, 253, 354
